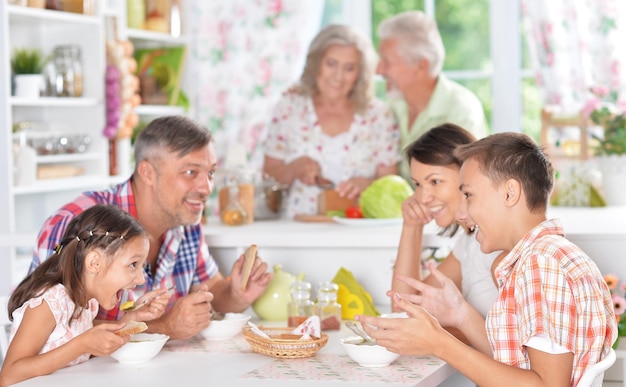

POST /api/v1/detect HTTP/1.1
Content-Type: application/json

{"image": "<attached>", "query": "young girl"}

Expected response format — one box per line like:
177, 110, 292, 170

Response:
0, 204, 169, 387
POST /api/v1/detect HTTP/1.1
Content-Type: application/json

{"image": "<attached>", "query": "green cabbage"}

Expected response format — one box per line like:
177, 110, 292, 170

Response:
359, 175, 414, 218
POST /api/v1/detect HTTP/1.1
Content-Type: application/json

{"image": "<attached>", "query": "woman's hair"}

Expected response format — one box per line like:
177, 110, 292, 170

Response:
405, 123, 476, 236
8, 205, 146, 322
134, 115, 213, 169
295, 24, 377, 113
455, 132, 554, 213
377, 11, 445, 77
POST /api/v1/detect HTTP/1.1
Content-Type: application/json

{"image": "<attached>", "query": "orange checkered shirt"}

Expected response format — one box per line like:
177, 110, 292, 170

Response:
486, 219, 617, 386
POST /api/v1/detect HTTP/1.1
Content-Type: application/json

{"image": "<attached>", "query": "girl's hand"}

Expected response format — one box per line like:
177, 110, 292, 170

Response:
401, 194, 432, 227
80, 322, 128, 357
122, 288, 172, 322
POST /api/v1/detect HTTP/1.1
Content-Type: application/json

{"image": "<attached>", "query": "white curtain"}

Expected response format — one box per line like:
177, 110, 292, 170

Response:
186, 0, 324, 169
522, 0, 626, 111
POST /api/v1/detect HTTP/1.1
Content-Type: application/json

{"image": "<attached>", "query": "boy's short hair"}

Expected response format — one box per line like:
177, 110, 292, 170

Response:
455, 132, 554, 213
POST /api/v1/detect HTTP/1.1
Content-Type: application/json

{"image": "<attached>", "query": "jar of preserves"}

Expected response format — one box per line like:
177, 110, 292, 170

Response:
287, 281, 314, 327
315, 281, 341, 330
52, 45, 83, 97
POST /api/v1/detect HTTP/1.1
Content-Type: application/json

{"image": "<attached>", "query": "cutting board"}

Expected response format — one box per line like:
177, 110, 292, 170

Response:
294, 214, 334, 223
317, 190, 357, 214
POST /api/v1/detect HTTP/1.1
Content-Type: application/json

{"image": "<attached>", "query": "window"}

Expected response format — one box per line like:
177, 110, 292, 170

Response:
321, 0, 542, 139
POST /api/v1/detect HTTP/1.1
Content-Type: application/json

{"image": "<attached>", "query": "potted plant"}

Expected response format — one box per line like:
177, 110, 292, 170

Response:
585, 87, 626, 205
10, 47, 44, 98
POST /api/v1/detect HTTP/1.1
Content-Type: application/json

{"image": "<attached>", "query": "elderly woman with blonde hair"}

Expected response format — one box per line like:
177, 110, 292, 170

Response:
263, 24, 400, 218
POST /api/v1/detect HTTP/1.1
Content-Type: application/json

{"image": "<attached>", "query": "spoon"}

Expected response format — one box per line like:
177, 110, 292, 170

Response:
345, 321, 376, 345
121, 285, 175, 312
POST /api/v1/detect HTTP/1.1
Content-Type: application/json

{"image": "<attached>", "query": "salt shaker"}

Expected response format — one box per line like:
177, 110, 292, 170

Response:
315, 281, 341, 330
287, 281, 314, 327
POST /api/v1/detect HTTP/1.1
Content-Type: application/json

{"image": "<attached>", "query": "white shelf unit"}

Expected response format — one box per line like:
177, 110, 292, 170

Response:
0, 4, 109, 293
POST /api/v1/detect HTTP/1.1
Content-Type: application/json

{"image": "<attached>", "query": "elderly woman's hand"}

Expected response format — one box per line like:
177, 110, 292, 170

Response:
290, 156, 321, 186
335, 177, 372, 200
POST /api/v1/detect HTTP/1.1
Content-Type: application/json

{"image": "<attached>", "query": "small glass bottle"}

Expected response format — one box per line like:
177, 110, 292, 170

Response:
287, 281, 314, 327
220, 184, 248, 226
315, 281, 341, 331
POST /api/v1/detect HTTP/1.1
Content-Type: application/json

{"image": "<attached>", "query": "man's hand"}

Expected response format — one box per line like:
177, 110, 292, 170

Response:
229, 252, 272, 306
148, 287, 213, 340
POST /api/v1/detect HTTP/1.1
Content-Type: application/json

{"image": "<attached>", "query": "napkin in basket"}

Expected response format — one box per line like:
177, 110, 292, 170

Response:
292, 315, 320, 340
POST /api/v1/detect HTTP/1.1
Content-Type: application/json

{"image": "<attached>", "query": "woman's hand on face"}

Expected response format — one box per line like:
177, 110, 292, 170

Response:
291, 157, 321, 186
401, 194, 432, 227
335, 177, 371, 200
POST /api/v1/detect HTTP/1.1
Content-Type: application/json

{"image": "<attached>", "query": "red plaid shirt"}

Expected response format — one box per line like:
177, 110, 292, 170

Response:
31, 178, 218, 321
487, 219, 617, 386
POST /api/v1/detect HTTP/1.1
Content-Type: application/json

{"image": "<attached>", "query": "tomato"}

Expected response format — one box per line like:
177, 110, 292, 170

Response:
345, 206, 364, 218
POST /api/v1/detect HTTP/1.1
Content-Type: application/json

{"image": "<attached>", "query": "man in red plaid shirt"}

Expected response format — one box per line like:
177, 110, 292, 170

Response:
31, 116, 272, 340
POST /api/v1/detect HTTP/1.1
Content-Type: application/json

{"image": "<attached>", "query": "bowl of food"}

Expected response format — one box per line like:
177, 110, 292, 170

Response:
110, 333, 169, 364
200, 313, 251, 340
340, 336, 400, 367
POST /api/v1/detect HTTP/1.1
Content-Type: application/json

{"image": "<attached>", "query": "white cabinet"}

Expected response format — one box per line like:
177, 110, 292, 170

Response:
0, 2, 190, 293
0, 4, 110, 292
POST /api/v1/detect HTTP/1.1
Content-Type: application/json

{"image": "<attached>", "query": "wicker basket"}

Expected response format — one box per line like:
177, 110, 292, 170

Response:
242, 326, 328, 358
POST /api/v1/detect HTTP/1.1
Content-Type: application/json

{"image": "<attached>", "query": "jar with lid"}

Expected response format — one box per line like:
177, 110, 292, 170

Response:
315, 281, 341, 330
52, 45, 83, 97
220, 184, 248, 226
287, 281, 314, 327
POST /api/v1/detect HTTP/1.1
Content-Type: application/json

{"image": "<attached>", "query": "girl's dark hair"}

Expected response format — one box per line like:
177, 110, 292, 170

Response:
8, 205, 146, 322
405, 123, 476, 236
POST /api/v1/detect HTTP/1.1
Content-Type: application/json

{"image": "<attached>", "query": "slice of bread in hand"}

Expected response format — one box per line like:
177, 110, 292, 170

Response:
240, 244, 257, 290
114, 320, 148, 336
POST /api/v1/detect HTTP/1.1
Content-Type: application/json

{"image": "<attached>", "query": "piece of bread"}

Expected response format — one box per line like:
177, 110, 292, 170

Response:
114, 320, 148, 336
240, 244, 257, 290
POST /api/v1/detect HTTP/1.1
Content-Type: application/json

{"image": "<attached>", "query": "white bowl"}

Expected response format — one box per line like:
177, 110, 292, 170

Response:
110, 333, 169, 365
380, 312, 409, 319
200, 313, 251, 340
340, 336, 401, 367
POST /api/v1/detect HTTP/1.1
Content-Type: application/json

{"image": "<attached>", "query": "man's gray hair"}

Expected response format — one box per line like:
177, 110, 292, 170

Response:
133, 115, 213, 169
377, 11, 445, 77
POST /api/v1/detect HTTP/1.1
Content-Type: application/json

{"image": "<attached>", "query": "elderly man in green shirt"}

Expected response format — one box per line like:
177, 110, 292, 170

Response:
377, 10, 488, 180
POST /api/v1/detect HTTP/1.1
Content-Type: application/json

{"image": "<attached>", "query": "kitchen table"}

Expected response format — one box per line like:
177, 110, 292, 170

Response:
12, 322, 457, 387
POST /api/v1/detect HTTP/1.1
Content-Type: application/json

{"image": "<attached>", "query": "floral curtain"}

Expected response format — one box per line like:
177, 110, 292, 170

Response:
186, 0, 324, 169
522, 0, 626, 111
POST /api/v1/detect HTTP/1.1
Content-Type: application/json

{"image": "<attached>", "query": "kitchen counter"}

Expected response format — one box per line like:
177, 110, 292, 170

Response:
204, 206, 626, 307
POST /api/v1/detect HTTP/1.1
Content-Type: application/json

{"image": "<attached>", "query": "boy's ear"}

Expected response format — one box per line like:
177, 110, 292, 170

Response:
85, 251, 103, 274
504, 179, 522, 207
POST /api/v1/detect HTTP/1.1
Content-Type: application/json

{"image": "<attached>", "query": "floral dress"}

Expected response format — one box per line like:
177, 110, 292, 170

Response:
264, 90, 400, 217
10, 283, 99, 366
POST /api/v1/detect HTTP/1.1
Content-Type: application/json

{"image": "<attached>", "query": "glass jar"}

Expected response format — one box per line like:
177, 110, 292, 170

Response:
315, 281, 341, 330
287, 281, 314, 327
52, 45, 83, 97
220, 184, 248, 226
